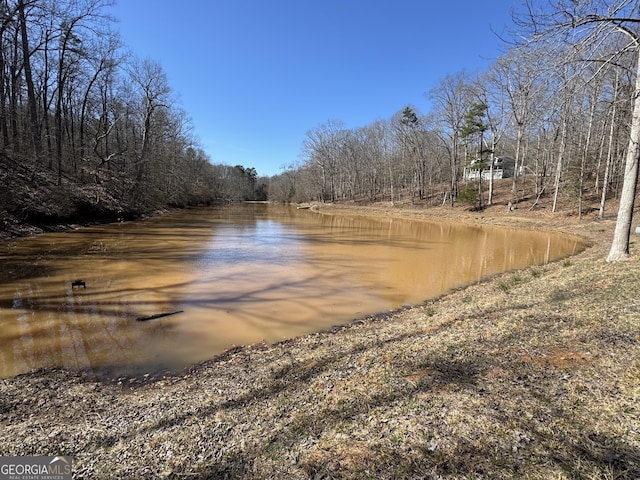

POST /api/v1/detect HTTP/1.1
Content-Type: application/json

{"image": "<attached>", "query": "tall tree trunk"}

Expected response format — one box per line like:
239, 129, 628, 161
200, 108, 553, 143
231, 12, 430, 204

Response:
0, 24, 8, 149
80, 62, 105, 175
42, 26, 53, 169
0, 0, 8, 148
9, 62, 18, 151
387, 155, 394, 205
607, 49, 640, 262
579, 89, 597, 220
593, 112, 607, 196
511, 123, 524, 199
488, 140, 496, 206
552, 112, 568, 213
450, 131, 458, 206
599, 78, 618, 220
55, 43, 69, 185
17, 0, 41, 161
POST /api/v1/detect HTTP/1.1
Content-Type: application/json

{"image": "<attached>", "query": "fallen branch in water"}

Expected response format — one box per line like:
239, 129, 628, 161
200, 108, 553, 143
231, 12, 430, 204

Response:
136, 310, 184, 322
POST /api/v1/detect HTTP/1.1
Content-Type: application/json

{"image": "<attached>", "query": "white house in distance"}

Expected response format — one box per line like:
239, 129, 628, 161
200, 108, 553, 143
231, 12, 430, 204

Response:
464, 156, 516, 181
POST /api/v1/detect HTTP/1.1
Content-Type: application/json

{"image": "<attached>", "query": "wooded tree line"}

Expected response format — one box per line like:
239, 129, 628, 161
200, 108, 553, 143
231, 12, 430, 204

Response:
269, 0, 640, 260
0, 0, 259, 222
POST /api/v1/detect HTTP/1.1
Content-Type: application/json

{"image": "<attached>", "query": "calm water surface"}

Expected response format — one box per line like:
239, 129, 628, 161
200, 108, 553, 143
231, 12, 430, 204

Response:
0, 204, 584, 378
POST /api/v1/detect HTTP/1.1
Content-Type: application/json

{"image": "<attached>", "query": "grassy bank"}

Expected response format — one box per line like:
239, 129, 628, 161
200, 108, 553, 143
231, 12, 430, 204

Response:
1, 201, 639, 479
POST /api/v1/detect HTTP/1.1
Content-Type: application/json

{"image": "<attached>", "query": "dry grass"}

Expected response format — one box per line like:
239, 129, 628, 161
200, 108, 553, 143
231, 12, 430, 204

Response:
1, 183, 640, 479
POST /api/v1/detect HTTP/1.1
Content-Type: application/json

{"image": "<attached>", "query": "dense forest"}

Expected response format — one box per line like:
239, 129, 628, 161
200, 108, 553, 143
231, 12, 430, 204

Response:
0, 0, 264, 236
271, 5, 633, 215
269, 1, 640, 261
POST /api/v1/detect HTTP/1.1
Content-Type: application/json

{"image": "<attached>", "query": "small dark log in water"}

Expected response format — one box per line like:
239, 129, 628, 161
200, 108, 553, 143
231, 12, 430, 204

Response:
136, 310, 184, 322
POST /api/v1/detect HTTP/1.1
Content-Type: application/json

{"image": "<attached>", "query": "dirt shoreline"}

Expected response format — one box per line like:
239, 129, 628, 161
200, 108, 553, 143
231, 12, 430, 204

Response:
1, 202, 639, 479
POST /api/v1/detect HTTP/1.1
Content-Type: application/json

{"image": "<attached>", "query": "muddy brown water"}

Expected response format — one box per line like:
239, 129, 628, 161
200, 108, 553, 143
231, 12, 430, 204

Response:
0, 204, 584, 379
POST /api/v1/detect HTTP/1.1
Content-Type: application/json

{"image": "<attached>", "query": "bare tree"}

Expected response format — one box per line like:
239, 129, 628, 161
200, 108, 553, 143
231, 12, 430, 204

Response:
363, 120, 392, 202
0, 0, 19, 150
598, 68, 628, 218
477, 68, 511, 205
127, 57, 171, 202
428, 71, 474, 205
514, 0, 640, 261
391, 106, 428, 203
576, 62, 607, 219
17, 0, 41, 159
78, 32, 121, 172
302, 120, 346, 202
492, 46, 551, 202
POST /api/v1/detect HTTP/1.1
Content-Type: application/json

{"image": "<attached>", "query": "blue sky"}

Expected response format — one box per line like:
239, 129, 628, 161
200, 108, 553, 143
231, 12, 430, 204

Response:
109, 1, 517, 177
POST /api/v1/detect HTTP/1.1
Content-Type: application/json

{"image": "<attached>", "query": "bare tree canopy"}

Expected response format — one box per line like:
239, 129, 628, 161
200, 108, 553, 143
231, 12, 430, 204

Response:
513, 0, 640, 261
0, 0, 263, 226
270, 0, 640, 264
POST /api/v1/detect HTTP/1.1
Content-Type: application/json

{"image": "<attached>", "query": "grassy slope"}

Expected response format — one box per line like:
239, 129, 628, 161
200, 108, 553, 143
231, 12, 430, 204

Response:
1, 180, 639, 479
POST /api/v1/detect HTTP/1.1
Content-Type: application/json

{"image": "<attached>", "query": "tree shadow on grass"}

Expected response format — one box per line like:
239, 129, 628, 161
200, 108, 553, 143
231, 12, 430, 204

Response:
12, 279, 640, 479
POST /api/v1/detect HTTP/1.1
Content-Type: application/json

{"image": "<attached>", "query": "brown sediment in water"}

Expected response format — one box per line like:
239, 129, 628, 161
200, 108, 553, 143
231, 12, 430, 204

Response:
0, 203, 584, 379
1, 203, 639, 479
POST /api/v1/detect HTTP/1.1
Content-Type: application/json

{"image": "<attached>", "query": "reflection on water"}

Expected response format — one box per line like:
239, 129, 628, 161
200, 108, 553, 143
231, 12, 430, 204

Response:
0, 204, 584, 378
